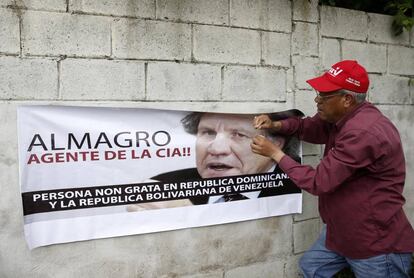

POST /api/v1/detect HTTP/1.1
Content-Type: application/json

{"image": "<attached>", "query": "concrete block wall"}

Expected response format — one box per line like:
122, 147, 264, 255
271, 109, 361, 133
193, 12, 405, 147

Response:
0, 1, 413, 277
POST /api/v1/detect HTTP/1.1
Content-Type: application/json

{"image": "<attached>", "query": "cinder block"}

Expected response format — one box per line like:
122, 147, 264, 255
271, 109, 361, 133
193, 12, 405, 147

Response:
293, 56, 320, 90
368, 74, 410, 104
225, 261, 284, 278
0, 106, 23, 236
181, 271, 224, 278
113, 19, 191, 60
216, 216, 293, 264
220, 216, 293, 261
157, 0, 228, 25
293, 0, 319, 23
70, 0, 155, 18
292, 22, 319, 56
223, 66, 286, 101
0, 8, 20, 54
64, 260, 132, 278
230, 0, 291, 32
303, 155, 322, 167
0, 162, 28, 277
1, 0, 66, 11
262, 31, 291, 67
147, 62, 221, 101
379, 105, 414, 146
389, 45, 414, 75
194, 25, 260, 64
0, 103, 18, 163
378, 105, 414, 224
294, 191, 319, 222
283, 254, 302, 278
90, 233, 184, 277
286, 68, 294, 94
321, 6, 367, 41
286, 90, 295, 109
0, 57, 57, 99
302, 141, 322, 156
265, 215, 294, 256
405, 188, 414, 225
368, 13, 409, 45
295, 89, 316, 116
342, 41, 386, 73
411, 79, 414, 104
149, 216, 293, 270
29, 239, 105, 277
321, 38, 340, 70
60, 59, 145, 100
293, 218, 321, 254
22, 11, 111, 57
111, 101, 289, 113
0, 163, 19, 214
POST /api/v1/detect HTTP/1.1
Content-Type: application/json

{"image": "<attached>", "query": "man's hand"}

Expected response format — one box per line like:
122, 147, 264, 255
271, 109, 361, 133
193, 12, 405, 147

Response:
253, 115, 282, 131
251, 135, 285, 163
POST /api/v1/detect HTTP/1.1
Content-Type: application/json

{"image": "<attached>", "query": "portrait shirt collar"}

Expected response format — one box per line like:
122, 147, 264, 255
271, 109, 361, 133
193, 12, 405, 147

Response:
208, 165, 276, 204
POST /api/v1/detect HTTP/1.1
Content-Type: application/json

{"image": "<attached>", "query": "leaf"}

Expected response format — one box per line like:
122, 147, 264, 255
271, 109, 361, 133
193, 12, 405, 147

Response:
318, 0, 413, 36
392, 19, 404, 35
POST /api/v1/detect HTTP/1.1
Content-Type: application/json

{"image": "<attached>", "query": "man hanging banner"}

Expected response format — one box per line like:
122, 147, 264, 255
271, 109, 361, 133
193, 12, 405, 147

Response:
18, 105, 303, 249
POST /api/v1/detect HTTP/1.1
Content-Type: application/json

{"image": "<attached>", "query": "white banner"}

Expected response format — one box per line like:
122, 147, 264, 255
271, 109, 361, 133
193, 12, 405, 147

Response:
17, 105, 303, 249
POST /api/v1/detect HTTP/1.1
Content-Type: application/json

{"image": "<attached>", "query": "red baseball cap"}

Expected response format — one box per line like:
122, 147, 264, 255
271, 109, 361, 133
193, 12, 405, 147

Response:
306, 60, 369, 93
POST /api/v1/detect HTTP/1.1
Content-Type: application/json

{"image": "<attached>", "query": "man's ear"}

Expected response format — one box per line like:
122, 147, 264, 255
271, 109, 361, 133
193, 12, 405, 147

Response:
343, 94, 355, 108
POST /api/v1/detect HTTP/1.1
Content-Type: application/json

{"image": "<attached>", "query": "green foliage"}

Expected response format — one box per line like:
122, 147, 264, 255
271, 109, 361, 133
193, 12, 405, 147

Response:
385, 0, 414, 35
318, 0, 414, 36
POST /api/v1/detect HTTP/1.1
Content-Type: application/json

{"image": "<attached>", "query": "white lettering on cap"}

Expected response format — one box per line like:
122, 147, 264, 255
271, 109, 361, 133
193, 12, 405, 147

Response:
345, 77, 360, 86
328, 67, 343, 77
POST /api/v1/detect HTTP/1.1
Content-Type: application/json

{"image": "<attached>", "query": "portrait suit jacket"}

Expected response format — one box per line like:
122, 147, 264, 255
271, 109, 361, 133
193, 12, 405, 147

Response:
152, 165, 301, 205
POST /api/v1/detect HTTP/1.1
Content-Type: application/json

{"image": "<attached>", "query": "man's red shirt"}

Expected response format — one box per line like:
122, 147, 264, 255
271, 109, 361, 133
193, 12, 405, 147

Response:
279, 102, 414, 259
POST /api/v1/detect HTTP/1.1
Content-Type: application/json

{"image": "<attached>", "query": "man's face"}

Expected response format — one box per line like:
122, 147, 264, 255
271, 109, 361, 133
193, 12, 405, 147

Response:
315, 90, 347, 123
195, 113, 280, 178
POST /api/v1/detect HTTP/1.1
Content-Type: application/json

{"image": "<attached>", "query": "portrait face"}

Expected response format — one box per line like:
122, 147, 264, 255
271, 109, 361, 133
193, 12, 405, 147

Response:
195, 113, 282, 178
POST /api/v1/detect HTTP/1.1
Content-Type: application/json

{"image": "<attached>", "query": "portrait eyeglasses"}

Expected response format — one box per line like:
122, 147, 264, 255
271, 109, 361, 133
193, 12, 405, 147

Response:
315, 91, 345, 100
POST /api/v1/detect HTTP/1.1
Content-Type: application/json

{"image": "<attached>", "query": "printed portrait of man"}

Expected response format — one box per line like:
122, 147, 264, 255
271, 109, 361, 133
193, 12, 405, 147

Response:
158, 110, 302, 202
128, 110, 303, 211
